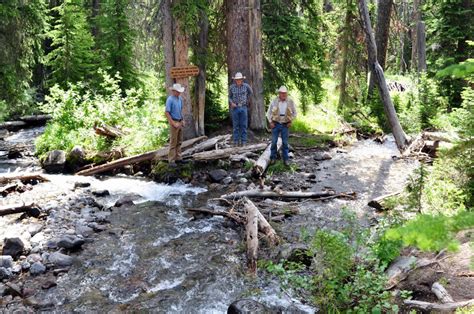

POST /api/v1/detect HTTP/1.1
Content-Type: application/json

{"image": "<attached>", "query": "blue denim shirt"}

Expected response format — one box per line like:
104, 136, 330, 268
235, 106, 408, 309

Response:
165, 95, 183, 121
228, 83, 253, 106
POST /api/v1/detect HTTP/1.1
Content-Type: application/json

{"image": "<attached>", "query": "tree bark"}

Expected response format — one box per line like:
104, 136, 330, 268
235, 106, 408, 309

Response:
368, 0, 393, 96
0, 203, 41, 218
173, 17, 197, 140
226, 0, 251, 110
0, 174, 49, 185
181, 135, 231, 157
194, 7, 209, 136
162, 0, 175, 90
338, 1, 353, 108
248, 0, 265, 130
358, 0, 409, 151
76, 136, 206, 176
91, 0, 100, 37
416, 21, 427, 72
411, 0, 421, 71
431, 282, 454, 304
404, 299, 474, 311
243, 197, 279, 245
246, 199, 258, 274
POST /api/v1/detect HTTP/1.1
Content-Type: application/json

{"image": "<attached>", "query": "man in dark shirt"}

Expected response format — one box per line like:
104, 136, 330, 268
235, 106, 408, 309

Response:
228, 72, 253, 146
165, 83, 185, 165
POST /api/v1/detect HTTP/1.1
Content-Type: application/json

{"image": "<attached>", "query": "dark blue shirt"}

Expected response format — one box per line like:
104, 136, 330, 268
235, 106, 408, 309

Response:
165, 95, 183, 121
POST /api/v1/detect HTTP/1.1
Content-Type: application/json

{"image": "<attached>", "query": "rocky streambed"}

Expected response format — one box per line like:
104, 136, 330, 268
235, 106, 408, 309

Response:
1, 126, 422, 312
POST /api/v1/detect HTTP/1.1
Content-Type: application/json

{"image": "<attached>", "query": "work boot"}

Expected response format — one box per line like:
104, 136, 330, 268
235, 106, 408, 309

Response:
283, 160, 290, 167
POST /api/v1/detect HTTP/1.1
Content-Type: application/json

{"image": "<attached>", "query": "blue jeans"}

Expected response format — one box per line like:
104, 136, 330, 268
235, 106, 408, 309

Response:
271, 122, 289, 161
232, 106, 248, 144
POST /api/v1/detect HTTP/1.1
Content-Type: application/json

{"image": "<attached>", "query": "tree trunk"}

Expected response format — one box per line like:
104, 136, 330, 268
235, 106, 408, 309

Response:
338, 0, 352, 108
226, 0, 251, 104
358, 0, 409, 151
368, 0, 393, 96
252, 138, 281, 178
411, 0, 421, 71
248, 0, 265, 130
162, 0, 175, 90
91, 0, 100, 37
222, 190, 356, 200
174, 18, 197, 140
416, 21, 427, 72
195, 8, 209, 136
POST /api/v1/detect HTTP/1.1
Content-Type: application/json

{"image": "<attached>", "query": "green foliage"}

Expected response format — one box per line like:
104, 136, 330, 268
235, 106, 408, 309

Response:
46, 0, 97, 88
36, 71, 168, 157
267, 160, 298, 175
384, 211, 474, 252
0, 0, 46, 118
97, 0, 139, 91
0, 100, 7, 122
262, 0, 328, 107
264, 210, 399, 312
405, 165, 428, 212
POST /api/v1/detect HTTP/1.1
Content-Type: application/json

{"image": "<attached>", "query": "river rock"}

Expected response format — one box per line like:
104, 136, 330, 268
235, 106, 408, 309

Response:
48, 252, 73, 267
30, 262, 46, 276
209, 169, 228, 183
114, 195, 138, 207
313, 152, 332, 161
5, 282, 22, 297
92, 189, 110, 197
21, 261, 31, 270
0, 283, 6, 296
0, 255, 14, 268
67, 146, 86, 171
75, 224, 94, 237
228, 299, 272, 314
30, 232, 45, 246
222, 176, 233, 185
27, 223, 43, 236
74, 181, 91, 189
27, 254, 42, 263
43, 150, 66, 173
2, 237, 25, 259
0, 267, 12, 280
57, 235, 85, 250
11, 264, 22, 273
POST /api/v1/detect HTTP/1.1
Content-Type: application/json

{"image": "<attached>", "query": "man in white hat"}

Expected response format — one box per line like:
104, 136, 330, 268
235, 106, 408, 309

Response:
165, 83, 186, 165
228, 72, 253, 146
266, 86, 297, 166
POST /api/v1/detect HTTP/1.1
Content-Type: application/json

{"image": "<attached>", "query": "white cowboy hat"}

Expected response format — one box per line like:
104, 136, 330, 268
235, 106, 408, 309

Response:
232, 72, 246, 80
278, 86, 288, 93
170, 83, 185, 93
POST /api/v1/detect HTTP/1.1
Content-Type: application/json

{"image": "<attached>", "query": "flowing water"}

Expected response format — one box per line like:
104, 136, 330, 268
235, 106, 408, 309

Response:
1, 126, 417, 312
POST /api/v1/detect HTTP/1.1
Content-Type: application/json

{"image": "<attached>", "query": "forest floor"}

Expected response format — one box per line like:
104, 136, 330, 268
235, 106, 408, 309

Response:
0, 126, 473, 312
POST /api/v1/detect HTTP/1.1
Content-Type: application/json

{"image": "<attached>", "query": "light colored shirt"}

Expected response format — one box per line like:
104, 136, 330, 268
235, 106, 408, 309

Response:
266, 97, 297, 123
228, 82, 253, 106
165, 95, 183, 121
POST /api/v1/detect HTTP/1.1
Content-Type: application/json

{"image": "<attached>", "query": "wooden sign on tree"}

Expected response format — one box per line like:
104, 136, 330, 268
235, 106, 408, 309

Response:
170, 65, 199, 79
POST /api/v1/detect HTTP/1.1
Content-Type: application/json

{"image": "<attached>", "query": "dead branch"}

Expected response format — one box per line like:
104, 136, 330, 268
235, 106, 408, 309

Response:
404, 299, 474, 311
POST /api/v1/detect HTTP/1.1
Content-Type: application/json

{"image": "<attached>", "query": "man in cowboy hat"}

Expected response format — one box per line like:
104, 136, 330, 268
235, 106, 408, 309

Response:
266, 86, 297, 166
165, 83, 186, 165
228, 72, 253, 146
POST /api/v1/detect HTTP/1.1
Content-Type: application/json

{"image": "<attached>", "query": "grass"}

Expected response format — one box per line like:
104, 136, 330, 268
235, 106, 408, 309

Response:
267, 160, 298, 175
288, 134, 335, 148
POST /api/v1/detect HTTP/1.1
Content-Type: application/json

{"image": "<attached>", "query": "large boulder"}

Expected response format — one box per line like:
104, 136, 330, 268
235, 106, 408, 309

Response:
227, 299, 271, 314
43, 150, 66, 173
209, 169, 228, 183
2, 237, 25, 259
66, 146, 86, 172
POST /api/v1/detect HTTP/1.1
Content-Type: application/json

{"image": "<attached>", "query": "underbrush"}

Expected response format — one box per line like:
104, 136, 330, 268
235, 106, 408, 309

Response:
36, 71, 168, 158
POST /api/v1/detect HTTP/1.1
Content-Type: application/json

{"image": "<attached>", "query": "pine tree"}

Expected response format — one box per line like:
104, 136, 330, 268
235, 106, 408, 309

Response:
97, 0, 138, 91
46, 0, 97, 88
0, 0, 47, 115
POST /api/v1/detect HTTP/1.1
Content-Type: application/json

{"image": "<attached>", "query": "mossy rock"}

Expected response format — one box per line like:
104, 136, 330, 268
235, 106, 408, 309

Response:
151, 161, 194, 184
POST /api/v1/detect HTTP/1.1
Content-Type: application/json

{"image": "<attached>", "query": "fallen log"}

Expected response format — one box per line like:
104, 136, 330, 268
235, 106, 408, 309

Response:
243, 197, 279, 245
182, 135, 231, 157
423, 131, 459, 143
432, 282, 454, 304
367, 190, 402, 211
94, 124, 125, 138
19, 114, 52, 126
246, 201, 258, 275
0, 203, 41, 217
0, 173, 49, 185
76, 136, 206, 176
187, 207, 245, 224
191, 143, 267, 161
252, 139, 281, 178
222, 189, 355, 200
0, 183, 20, 197
404, 299, 474, 312
0, 121, 27, 131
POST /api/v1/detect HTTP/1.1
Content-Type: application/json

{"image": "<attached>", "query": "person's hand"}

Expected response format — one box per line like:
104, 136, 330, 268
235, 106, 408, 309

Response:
270, 122, 275, 129
287, 122, 292, 128
173, 121, 181, 128
230, 102, 237, 109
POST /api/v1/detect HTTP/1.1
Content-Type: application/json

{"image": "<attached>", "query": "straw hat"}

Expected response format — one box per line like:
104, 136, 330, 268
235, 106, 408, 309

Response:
170, 83, 185, 93
232, 72, 246, 80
